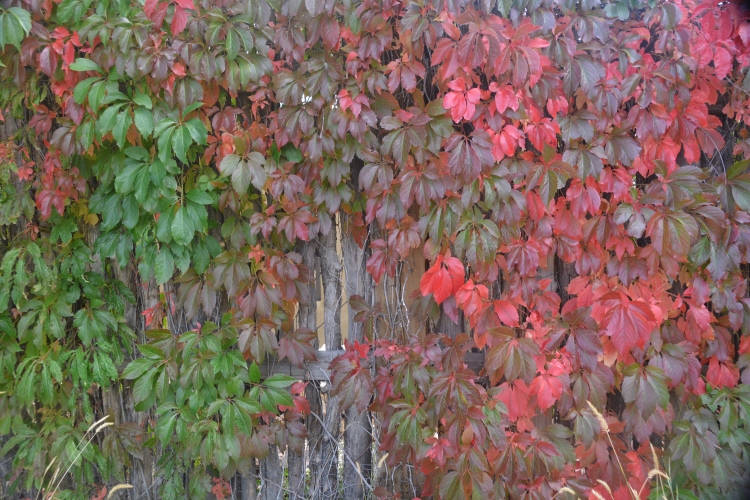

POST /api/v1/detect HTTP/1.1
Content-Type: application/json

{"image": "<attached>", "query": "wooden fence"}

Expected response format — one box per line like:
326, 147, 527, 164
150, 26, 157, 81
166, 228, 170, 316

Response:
0, 98, 740, 500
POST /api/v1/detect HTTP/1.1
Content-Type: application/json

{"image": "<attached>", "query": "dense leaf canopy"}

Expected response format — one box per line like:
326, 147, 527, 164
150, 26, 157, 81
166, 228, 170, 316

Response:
2, 0, 750, 498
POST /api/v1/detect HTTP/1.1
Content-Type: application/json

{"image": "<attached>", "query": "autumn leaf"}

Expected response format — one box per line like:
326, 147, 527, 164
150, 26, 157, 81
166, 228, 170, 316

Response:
591, 291, 658, 356
706, 357, 740, 389
621, 364, 669, 419
443, 77, 481, 122
171, 5, 188, 35
529, 360, 569, 411
454, 280, 489, 326
485, 329, 539, 385
420, 254, 465, 304
493, 299, 519, 327
278, 328, 317, 367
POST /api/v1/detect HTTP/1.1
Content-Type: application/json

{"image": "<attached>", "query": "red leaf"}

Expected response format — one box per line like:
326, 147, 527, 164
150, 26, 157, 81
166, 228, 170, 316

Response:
39, 46, 58, 78
491, 83, 519, 113
329, 343, 373, 413
493, 300, 519, 327
706, 358, 739, 389
144, 0, 160, 19
211, 478, 232, 500
171, 5, 188, 35
278, 328, 317, 367
144, 0, 169, 27
444, 78, 481, 122
529, 374, 563, 411
496, 380, 530, 422
91, 486, 107, 500
36, 189, 67, 220
713, 46, 732, 80
591, 291, 657, 356
420, 254, 465, 304
739, 21, 750, 46
455, 280, 489, 325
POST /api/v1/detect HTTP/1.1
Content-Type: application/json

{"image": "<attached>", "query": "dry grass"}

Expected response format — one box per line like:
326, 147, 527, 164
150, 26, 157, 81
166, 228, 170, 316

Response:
35, 415, 132, 500
556, 401, 676, 500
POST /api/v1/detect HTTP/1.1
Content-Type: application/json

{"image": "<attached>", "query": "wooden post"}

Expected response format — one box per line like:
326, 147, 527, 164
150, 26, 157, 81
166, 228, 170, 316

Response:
317, 221, 342, 499
342, 213, 372, 499
259, 445, 283, 500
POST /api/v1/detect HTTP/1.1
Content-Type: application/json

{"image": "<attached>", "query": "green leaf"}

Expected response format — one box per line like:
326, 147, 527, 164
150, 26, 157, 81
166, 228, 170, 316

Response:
55, 0, 93, 23
0, 7, 32, 49
17, 365, 36, 404
249, 362, 261, 384
155, 248, 175, 284
186, 189, 212, 205
133, 93, 153, 109
281, 143, 303, 163
133, 369, 156, 403
154, 118, 177, 138
156, 207, 174, 243
98, 103, 124, 136
73, 77, 99, 105
122, 195, 139, 229
268, 387, 293, 407
112, 111, 133, 149
102, 91, 129, 105
155, 406, 177, 446
182, 102, 204, 118
114, 162, 140, 195
88, 80, 106, 112
235, 396, 262, 415
171, 126, 191, 163
134, 107, 154, 137
184, 118, 207, 145
260, 390, 279, 413
122, 358, 154, 380
226, 29, 239, 61
157, 127, 174, 163
77, 120, 94, 150
171, 206, 195, 246
69, 58, 103, 73
124, 146, 149, 161
100, 193, 123, 231
262, 374, 295, 388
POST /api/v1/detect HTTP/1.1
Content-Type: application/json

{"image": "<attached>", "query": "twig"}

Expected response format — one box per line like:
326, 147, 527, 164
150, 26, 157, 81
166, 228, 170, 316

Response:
307, 410, 374, 492
587, 401, 638, 500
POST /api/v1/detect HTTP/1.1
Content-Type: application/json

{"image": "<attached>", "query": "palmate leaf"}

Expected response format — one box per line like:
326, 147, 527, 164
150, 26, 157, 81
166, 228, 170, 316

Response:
420, 254, 464, 304
170, 206, 195, 246
591, 291, 657, 356
454, 209, 500, 268
68, 57, 103, 73
8, 0, 750, 493
155, 247, 175, 284
621, 364, 669, 418
485, 331, 539, 385
645, 210, 699, 259
278, 328, 317, 367
0, 7, 32, 50
720, 160, 750, 213
219, 153, 267, 194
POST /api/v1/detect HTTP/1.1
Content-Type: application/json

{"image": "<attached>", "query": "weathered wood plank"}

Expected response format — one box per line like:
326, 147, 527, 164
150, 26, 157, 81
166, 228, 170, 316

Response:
260, 351, 486, 380
259, 350, 342, 381
118, 350, 486, 381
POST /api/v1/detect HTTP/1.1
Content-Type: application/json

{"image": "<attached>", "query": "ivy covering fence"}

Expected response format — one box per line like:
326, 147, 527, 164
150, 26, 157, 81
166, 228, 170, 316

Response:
2, 0, 750, 498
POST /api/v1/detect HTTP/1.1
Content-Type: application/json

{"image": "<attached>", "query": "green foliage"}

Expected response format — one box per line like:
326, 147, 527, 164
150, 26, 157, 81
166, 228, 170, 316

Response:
2, 0, 750, 498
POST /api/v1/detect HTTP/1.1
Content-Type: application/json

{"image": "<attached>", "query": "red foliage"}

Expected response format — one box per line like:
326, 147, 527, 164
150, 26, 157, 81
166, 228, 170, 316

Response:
6, 0, 750, 497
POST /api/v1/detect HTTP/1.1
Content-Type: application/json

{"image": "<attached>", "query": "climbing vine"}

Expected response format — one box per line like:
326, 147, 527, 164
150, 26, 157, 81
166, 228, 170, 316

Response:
2, 0, 750, 498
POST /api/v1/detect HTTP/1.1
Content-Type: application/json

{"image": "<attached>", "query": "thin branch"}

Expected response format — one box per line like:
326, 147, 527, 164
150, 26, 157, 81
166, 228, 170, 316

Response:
307, 410, 374, 493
